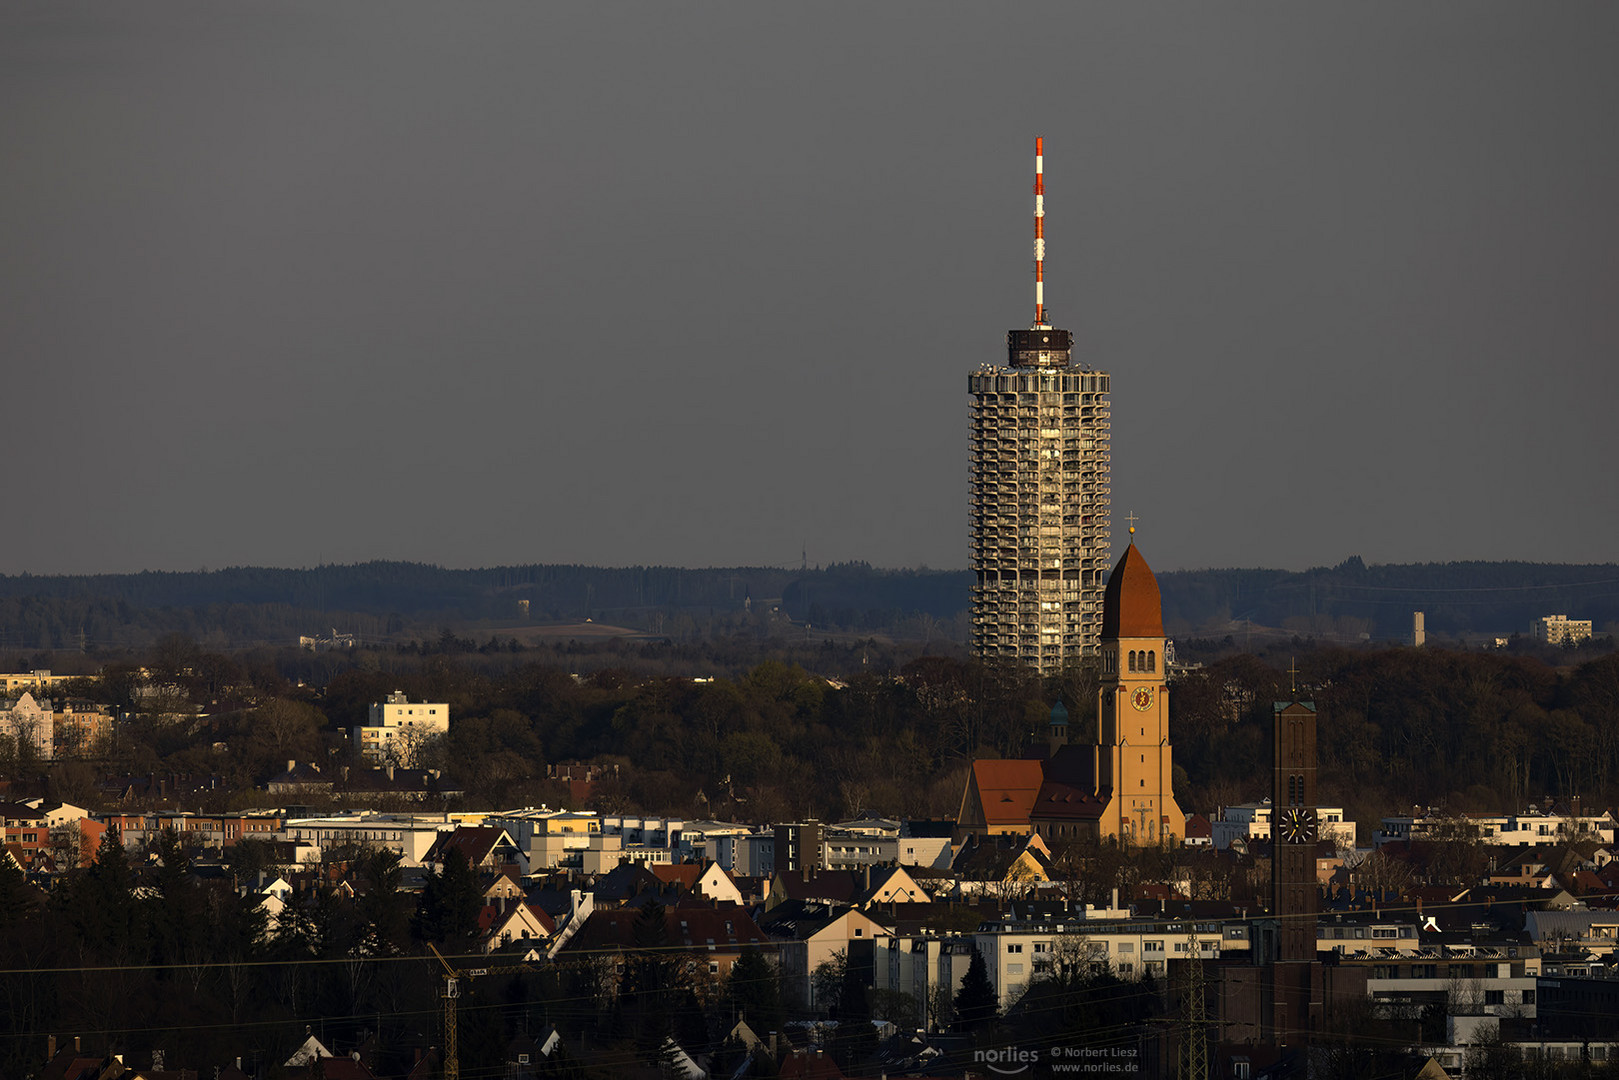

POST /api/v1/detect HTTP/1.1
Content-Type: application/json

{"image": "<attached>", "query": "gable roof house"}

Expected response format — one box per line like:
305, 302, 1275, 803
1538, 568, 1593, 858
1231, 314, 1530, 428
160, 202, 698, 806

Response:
478, 899, 556, 953
424, 826, 528, 879
758, 900, 893, 1013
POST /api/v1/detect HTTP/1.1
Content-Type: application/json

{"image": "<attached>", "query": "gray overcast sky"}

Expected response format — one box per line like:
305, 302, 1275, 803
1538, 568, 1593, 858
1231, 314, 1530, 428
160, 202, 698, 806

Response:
3, 3, 1616, 576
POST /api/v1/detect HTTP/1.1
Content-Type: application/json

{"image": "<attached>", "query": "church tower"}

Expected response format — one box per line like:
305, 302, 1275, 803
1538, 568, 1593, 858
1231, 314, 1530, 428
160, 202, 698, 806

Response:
1271, 696, 1322, 1044
1095, 537, 1184, 843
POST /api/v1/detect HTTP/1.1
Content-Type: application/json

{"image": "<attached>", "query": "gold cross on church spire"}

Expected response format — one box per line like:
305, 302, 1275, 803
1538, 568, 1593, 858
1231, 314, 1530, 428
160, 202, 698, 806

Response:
1126, 510, 1139, 538
1287, 658, 1299, 697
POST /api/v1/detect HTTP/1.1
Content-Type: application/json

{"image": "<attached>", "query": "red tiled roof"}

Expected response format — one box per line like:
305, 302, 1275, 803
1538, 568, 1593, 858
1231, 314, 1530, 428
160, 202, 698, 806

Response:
970, 759, 1045, 826
650, 863, 701, 889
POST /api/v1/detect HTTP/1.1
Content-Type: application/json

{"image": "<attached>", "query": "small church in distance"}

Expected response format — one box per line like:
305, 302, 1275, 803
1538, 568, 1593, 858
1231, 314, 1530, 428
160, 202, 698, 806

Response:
957, 541, 1187, 845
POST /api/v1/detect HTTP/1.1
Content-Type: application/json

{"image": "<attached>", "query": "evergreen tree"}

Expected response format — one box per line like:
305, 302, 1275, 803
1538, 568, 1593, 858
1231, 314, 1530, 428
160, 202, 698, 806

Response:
954, 948, 998, 1032
355, 846, 409, 954
726, 946, 783, 1032
412, 846, 482, 945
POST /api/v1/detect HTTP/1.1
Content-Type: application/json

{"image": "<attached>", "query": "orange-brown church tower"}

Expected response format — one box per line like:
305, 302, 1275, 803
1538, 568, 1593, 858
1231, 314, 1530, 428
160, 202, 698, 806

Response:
1094, 539, 1185, 843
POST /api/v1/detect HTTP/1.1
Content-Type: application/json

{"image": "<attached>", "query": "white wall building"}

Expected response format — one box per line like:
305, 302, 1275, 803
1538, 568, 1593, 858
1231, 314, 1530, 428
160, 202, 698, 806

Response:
1376, 809, 1617, 848
280, 813, 451, 867
352, 691, 448, 766
1532, 615, 1594, 645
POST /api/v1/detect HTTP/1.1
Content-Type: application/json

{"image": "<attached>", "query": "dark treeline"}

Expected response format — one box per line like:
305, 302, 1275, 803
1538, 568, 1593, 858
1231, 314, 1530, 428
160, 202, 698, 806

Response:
1160, 555, 1619, 642
0, 557, 1612, 652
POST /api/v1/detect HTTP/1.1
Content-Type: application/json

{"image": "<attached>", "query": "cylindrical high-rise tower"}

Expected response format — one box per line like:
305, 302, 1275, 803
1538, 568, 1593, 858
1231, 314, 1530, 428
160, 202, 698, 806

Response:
968, 138, 1111, 671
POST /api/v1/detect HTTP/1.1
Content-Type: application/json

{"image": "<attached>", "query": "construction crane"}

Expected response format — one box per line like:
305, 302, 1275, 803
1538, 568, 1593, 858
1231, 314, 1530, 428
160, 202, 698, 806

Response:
428, 943, 536, 1080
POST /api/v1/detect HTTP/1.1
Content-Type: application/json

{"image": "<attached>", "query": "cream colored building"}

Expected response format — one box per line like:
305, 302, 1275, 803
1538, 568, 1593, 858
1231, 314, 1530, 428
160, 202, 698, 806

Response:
0, 692, 54, 761
352, 690, 447, 765
1532, 614, 1593, 645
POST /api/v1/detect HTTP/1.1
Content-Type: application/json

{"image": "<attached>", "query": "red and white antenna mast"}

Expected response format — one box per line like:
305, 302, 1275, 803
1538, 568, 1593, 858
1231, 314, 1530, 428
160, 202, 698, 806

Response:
1033, 135, 1046, 327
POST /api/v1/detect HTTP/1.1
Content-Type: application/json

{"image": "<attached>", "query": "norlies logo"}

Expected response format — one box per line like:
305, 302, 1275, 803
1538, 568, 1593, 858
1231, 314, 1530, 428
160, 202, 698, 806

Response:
974, 1048, 1039, 1075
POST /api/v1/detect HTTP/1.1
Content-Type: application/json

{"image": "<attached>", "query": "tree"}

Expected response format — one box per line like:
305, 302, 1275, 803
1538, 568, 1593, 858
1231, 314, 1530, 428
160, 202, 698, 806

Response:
354, 846, 410, 954
954, 947, 998, 1032
810, 949, 847, 1015
412, 846, 481, 945
727, 946, 783, 1032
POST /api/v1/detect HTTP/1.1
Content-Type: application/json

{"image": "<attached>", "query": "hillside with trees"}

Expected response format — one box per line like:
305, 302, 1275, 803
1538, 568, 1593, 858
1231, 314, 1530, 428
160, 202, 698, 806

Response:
0, 557, 1612, 653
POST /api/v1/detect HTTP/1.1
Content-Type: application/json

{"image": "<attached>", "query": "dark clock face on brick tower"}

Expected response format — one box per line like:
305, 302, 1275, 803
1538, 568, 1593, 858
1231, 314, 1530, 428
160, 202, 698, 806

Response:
1131, 686, 1153, 711
1279, 807, 1317, 845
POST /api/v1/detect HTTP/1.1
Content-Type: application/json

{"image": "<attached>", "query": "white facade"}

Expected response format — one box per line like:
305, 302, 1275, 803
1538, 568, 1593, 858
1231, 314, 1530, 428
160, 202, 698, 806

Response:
1532, 615, 1593, 645
969, 917, 1231, 1010
352, 691, 448, 766
280, 813, 450, 867
874, 934, 976, 1032
1376, 809, 1617, 848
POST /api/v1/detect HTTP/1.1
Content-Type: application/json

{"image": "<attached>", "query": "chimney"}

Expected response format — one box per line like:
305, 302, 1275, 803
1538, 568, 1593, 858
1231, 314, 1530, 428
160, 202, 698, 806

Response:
287, 759, 296, 774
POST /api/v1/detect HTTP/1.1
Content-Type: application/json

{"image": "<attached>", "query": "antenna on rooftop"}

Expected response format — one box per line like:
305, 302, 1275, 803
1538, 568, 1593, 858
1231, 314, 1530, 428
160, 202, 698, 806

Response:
1034, 136, 1046, 327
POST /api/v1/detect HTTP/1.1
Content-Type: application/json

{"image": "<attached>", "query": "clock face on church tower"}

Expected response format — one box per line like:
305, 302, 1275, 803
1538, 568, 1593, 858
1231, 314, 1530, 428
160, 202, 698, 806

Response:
1131, 686, 1153, 711
1279, 807, 1318, 845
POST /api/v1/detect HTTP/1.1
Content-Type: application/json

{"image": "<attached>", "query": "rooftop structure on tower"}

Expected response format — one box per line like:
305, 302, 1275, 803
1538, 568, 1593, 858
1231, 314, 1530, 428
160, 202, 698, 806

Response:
968, 137, 1111, 671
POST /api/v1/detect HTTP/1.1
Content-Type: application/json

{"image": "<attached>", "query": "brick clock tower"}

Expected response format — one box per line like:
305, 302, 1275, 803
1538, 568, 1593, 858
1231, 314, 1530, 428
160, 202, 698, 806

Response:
1271, 697, 1322, 1045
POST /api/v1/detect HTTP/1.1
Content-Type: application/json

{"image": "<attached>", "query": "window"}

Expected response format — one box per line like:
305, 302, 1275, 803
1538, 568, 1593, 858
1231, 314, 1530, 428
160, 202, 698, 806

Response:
1485, 990, 1504, 1006
1007, 944, 1023, 954
1143, 941, 1164, 953
1007, 963, 1024, 975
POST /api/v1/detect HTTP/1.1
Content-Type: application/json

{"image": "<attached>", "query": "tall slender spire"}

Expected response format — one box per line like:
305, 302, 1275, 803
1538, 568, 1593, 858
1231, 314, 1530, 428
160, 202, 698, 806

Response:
1033, 136, 1046, 327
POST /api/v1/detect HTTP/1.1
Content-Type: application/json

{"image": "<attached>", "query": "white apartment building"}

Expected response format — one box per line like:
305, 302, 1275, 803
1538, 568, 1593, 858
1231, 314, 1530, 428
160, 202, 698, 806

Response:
352, 691, 448, 766
874, 935, 978, 1032
1532, 615, 1594, 645
1212, 801, 1355, 850
280, 813, 451, 867
877, 915, 1231, 1013
1377, 809, 1617, 848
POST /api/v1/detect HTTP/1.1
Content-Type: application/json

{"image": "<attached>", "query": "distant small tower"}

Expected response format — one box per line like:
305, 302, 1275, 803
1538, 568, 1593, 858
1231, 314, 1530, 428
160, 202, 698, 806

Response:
1047, 699, 1069, 749
1413, 611, 1425, 648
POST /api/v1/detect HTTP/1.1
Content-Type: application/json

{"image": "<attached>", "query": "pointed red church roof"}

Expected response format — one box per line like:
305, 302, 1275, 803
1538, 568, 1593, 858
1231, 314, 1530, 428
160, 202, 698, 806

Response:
1101, 543, 1163, 639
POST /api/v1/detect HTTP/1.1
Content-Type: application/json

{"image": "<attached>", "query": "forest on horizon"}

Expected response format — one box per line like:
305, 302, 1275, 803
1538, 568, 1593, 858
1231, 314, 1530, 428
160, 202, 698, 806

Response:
0, 556, 1611, 654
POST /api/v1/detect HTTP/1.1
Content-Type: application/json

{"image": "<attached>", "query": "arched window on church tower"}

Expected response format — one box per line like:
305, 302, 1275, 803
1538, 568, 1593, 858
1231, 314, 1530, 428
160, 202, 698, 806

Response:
1147, 650, 1156, 673
1128, 650, 1137, 672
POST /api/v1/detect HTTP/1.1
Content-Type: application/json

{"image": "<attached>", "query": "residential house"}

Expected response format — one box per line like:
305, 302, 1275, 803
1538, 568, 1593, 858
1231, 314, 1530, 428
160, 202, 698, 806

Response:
478, 899, 556, 953
758, 900, 892, 1011
0, 692, 54, 761
424, 826, 528, 878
